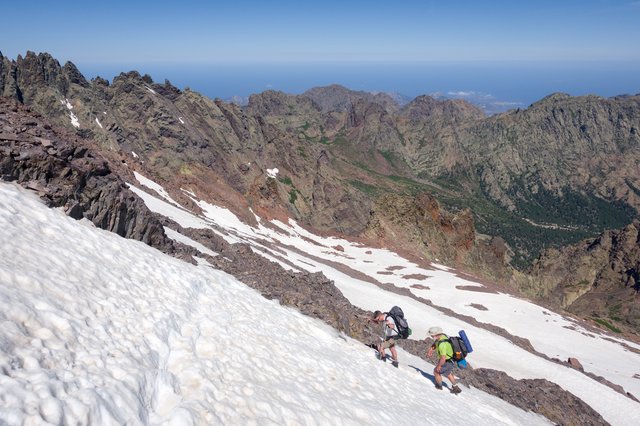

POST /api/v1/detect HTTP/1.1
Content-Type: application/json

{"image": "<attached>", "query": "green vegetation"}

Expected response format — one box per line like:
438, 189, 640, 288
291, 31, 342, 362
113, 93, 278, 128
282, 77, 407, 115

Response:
333, 136, 349, 147
609, 304, 624, 322
299, 131, 314, 142
288, 189, 298, 204
591, 317, 622, 333
300, 121, 310, 131
347, 180, 379, 196
179, 164, 193, 176
505, 179, 636, 231
342, 156, 636, 270
279, 176, 293, 186
378, 150, 395, 164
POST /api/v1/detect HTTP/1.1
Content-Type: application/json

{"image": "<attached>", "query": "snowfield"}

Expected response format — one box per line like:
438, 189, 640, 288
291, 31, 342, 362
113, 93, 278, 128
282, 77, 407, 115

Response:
0, 182, 553, 424
127, 173, 640, 424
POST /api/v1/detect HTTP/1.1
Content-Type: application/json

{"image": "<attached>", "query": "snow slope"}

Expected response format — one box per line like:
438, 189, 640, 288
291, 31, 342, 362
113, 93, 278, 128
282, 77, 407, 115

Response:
0, 182, 550, 424
126, 174, 640, 424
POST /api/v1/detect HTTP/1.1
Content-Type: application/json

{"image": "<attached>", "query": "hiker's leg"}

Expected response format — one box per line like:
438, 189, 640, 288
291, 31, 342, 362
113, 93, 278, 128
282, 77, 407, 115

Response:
434, 370, 443, 386
390, 343, 398, 361
376, 342, 384, 358
447, 373, 457, 385
377, 341, 387, 359
380, 338, 395, 359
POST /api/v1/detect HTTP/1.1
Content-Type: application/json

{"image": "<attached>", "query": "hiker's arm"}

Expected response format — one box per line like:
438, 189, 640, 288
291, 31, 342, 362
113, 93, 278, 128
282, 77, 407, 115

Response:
427, 344, 435, 357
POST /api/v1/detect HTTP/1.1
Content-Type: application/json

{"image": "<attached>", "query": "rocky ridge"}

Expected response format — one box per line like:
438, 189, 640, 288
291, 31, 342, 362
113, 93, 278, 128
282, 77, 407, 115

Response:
0, 98, 192, 258
0, 51, 503, 274
1, 51, 639, 333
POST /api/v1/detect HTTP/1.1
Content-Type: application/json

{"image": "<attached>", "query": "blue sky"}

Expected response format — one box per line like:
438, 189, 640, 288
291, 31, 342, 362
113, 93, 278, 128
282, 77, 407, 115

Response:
2, 0, 639, 63
1, 1, 639, 109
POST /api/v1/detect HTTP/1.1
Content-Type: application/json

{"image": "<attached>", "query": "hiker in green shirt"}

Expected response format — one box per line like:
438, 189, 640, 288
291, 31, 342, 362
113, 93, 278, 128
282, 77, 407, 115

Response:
426, 326, 462, 394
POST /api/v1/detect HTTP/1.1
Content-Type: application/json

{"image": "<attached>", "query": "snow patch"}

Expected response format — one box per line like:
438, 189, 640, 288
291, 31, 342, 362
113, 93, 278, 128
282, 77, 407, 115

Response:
95, 117, 103, 129
164, 227, 219, 257
266, 168, 279, 178
60, 98, 73, 110
60, 98, 79, 128
178, 117, 185, 124
69, 111, 79, 128
133, 172, 181, 207
132, 151, 139, 159
180, 188, 197, 197
145, 85, 157, 94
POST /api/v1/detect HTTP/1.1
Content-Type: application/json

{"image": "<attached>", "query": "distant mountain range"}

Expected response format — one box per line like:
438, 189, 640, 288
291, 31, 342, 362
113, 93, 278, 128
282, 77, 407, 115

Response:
228, 86, 515, 115
1, 50, 639, 335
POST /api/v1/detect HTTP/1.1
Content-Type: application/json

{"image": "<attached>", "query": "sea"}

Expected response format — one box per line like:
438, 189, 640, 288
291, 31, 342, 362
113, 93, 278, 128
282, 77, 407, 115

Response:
78, 61, 640, 114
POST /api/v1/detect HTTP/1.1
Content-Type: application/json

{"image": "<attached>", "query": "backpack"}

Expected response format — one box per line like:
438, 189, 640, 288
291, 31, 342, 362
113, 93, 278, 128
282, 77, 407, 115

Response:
438, 335, 469, 361
386, 306, 412, 339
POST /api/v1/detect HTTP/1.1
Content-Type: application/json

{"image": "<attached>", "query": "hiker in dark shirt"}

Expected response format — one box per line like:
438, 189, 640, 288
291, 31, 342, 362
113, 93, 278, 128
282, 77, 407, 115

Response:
427, 326, 462, 394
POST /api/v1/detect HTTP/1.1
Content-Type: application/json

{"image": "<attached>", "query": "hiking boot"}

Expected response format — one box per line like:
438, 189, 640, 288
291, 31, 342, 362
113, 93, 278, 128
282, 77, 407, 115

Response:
435, 383, 443, 390
392, 361, 399, 368
450, 385, 462, 395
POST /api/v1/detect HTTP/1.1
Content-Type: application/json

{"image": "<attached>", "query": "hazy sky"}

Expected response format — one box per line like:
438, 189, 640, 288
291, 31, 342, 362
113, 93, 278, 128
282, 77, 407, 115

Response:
2, 0, 639, 64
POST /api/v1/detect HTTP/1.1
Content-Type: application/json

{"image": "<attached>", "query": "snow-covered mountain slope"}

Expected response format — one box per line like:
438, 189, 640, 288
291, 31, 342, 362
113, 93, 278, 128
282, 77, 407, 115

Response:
126, 173, 640, 424
0, 182, 551, 424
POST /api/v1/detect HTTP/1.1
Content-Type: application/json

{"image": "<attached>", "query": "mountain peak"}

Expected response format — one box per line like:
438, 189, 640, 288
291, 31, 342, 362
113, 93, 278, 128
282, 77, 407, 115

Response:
535, 92, 572, 105
62, 61, 89, 87
303, 84, 400, 113
402, 94, 485, 120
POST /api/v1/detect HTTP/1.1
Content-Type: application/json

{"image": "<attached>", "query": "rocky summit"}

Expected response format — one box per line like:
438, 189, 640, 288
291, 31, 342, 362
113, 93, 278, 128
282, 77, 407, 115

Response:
1, 51, 639, 336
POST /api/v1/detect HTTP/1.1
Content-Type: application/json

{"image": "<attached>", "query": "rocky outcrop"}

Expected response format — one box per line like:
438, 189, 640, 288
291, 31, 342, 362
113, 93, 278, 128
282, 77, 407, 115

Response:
302, 84, 401, 114
401, 339, 607, 425
462, 93, 640, 215
364, 191, 510, 280
0, 97, 187, 257
459, 368, 607, 425
529, 220, 640, 333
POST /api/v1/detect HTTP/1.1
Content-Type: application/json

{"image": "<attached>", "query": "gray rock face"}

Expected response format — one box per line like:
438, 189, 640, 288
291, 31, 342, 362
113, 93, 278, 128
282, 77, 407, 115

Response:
302, 84, 401, 114
529, 220, 640, 334
0, 97, 181, 255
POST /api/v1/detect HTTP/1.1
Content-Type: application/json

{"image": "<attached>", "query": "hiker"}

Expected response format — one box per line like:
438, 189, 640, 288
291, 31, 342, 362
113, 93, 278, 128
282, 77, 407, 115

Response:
372, 310, 399, 367
426, 326, 462, 394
